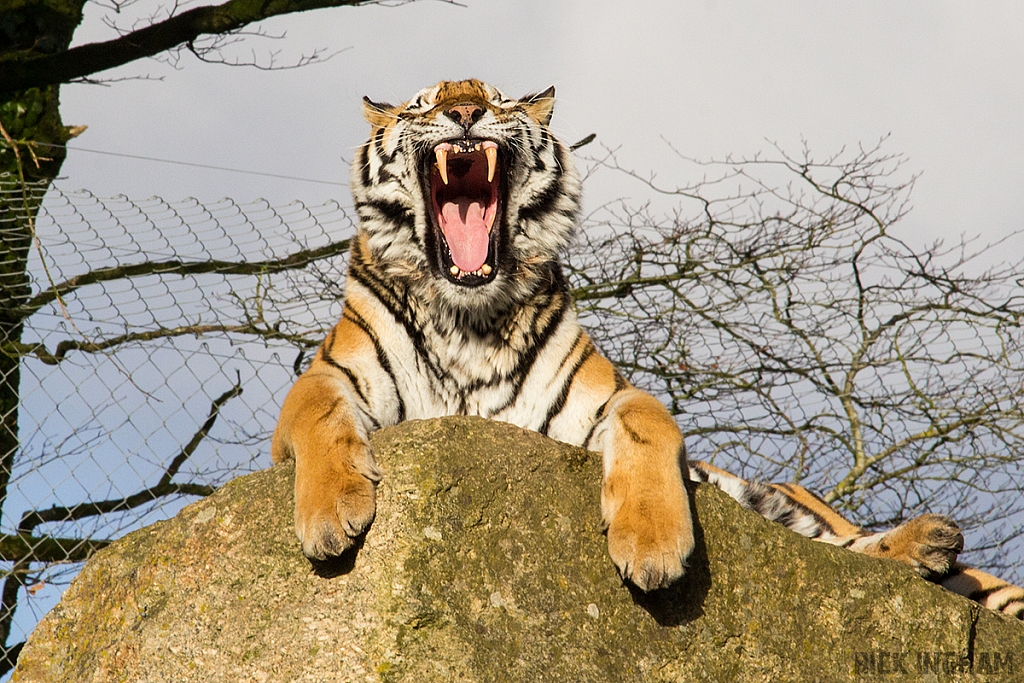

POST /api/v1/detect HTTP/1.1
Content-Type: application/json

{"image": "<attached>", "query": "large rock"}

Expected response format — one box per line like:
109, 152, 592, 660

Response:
13, 417, 1024, 682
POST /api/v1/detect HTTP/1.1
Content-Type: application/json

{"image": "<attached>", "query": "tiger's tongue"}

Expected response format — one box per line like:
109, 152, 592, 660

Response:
440, 198, 489, 272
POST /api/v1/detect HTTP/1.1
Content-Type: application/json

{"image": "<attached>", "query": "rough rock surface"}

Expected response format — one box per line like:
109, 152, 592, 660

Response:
13, 417, 1024, 682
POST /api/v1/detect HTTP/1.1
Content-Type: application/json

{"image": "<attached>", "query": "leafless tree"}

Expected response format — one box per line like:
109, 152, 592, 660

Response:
570, 141, 1024, 579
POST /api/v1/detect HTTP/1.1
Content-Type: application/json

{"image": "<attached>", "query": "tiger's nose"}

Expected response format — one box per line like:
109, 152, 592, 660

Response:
445, 103, 485, 130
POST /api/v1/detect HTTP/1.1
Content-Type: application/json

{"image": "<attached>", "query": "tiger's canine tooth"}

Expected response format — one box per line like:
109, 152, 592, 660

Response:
481, 264, 492, 275
484, 146, 497, 183
450, 265, 460, 276
435, 147, 449, 185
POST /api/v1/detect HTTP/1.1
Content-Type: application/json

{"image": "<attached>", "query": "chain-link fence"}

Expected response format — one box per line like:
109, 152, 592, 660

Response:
1, 180, 355, 670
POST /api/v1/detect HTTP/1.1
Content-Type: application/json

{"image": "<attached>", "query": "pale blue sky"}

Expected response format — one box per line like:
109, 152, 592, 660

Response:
60, 0, 1024, 250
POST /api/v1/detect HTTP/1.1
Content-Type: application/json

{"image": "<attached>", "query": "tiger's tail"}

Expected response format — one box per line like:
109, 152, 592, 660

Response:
941, 563, 1024, 620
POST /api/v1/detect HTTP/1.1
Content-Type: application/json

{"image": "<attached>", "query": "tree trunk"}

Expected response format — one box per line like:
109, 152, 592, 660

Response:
1, 0, 88, 671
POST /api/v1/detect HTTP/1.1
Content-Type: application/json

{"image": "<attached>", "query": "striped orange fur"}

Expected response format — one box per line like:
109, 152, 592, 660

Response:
690, 462, 1022, 619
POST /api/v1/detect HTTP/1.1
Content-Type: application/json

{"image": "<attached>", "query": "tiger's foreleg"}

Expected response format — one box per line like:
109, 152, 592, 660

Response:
271, 349, 383, 560
691, 463, 964, 578
765, 483, 1024, 619
596, 388, 695, 592
764, 484, 965, 580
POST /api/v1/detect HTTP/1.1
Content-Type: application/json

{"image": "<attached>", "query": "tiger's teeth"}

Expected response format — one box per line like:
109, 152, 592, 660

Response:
448, 264, 491, 278
484, 146, 497, 183
436, 148, 449, 185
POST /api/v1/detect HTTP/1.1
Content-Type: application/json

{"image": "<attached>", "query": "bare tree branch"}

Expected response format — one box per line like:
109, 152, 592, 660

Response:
5, 321, 319, 364
0, 535, 109, 564
18, 237, 350, 318
0, 0, 405, 94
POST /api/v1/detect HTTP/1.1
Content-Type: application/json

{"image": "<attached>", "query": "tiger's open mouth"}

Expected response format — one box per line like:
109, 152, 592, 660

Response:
429, 139, 502, 286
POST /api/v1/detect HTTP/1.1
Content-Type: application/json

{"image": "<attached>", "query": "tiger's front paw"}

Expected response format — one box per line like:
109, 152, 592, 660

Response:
604, 488, 695, 592
294, 453, 382, 560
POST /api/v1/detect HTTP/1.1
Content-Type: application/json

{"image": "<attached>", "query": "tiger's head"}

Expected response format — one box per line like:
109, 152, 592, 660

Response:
351, 79, 581, 315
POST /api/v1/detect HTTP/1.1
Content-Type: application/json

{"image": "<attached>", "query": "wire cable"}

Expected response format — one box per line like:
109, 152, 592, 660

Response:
5, 139, 347, 187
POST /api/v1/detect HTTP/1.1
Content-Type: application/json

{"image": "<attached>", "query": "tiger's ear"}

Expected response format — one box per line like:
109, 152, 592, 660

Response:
520, 86, 556, 126
362, 96, 396, 128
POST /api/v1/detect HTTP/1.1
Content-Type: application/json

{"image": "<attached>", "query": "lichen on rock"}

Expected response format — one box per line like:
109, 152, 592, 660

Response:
13, 417, 1024, 682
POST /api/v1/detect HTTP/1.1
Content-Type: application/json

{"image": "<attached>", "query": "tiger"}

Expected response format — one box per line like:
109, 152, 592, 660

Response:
271, 79, 1023, 618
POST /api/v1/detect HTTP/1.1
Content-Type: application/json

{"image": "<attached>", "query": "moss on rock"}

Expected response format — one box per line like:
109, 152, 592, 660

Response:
13, 417, 1024, 682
